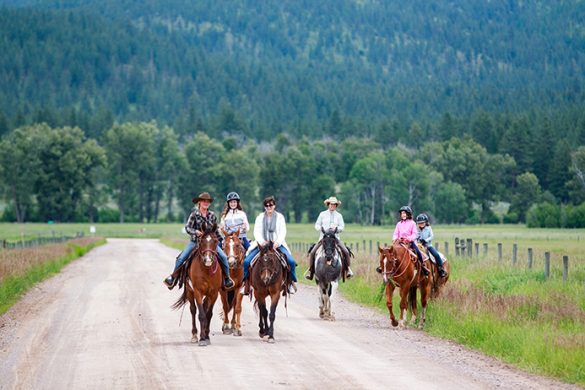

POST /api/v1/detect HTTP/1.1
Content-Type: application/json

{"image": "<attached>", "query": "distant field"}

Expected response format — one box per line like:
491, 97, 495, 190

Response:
2, 223, 583, 264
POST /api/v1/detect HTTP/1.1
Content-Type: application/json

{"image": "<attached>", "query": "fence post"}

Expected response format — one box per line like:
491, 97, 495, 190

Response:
498, 243, 503, 261
363, 240, 366, 253
444, 242, 449, 256
475, 243, 479, 258
527, 248, 533, 269
369, 240, 372, 255
563, 256, 569, 282
512, 244, 517, 265
466, 239, 473, 257
455, 238, 460, 256
356, 242, 359, 253
544, 252, 550, 280
377, 241, 380, 250
483, 243, 488, 257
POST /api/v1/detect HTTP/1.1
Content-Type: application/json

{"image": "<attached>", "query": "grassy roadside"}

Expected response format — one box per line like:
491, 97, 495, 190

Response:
0, 237, 106, 315
327, 250, 585, 387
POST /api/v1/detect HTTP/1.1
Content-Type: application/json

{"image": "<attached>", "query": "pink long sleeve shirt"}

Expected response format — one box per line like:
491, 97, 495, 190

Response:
392, 219, 418, 243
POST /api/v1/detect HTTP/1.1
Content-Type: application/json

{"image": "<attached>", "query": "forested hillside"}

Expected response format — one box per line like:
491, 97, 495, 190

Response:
0, 0, 584, 135
0, 1, 584, 226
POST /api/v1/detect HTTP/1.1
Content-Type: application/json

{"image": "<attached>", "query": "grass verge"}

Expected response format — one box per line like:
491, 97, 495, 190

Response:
0, 238, 106, 315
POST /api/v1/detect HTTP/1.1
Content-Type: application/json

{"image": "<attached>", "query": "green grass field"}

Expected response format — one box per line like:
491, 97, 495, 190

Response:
1, 222, 584, 385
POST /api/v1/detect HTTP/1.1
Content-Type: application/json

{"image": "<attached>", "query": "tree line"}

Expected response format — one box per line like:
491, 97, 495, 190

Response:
1, 115, 584, 227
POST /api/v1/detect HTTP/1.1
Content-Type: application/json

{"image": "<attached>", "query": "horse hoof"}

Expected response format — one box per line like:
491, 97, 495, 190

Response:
233, 329, 242, 337
319, 313, 325, 319
191, 336, 198, 343
222, 328, 233, 335
328, 315, 336, 321
391, 319, 398, 327
267, 337, 275, 344
198, 339, 209, 347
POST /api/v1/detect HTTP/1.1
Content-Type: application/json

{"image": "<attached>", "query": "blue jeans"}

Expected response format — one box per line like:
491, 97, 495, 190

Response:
427, 245, 444, 267
174, 240, 230, 278
242, 245, 297, 282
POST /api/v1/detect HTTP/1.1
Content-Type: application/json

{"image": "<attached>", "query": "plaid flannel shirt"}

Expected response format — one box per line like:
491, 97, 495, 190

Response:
185, 208, 221, 241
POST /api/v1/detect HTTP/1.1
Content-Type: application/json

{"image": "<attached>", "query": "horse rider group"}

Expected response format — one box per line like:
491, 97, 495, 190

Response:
164, 191, 447, 294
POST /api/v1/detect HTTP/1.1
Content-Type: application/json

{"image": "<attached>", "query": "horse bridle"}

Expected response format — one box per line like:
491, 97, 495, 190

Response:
381, 246, 411, 282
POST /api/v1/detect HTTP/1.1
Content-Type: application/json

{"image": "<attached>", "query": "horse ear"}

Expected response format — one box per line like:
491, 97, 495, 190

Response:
378, 246, 383, 254
321, 226, 326, 234
211, 222, 217, 232
221, 227, 228, 236
334, 227, 338, 234
235, 227, 240, 236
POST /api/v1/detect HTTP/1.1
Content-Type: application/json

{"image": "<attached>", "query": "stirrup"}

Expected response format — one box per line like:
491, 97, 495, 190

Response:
288, 282, 297, 294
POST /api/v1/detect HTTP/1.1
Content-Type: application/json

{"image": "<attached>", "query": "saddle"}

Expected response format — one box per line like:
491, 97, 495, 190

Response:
250, 248, 288, 270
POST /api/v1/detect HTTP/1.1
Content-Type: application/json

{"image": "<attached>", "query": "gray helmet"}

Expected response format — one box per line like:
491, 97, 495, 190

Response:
226, 192, 240, 201
399, 206, 413, 217
416, 213, 429, 223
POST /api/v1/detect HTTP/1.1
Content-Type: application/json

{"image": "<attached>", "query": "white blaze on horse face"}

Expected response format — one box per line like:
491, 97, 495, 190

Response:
227, 240, 236, 266
383, 256, 389, 283
206, 235, 212, 242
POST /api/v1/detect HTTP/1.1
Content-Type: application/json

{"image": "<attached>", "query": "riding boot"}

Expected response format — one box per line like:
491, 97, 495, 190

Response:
304, 255, 315, 280
163, 275, 175, 290
346, 266, 354, 279
438, 265, 448, 277
420, 260, 430, 276
219, 261, 235, 290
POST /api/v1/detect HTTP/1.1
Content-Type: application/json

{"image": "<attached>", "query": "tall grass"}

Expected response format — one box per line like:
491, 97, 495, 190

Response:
0, 237, 106, 315
316, 247, 585, 386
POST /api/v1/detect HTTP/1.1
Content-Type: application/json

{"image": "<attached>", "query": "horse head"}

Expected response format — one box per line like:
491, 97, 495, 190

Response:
198, 222, 219, 267
222, 227, 243, 268
257, 241, 281, 285
321, 227, 339, 263
378, 245, 396, 284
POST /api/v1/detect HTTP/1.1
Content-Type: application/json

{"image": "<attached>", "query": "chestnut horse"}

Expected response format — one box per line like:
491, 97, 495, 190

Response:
378, 240, 431, 329
172, 222, 222, 346
219, 228, 245, 336
250, 242, 288, 343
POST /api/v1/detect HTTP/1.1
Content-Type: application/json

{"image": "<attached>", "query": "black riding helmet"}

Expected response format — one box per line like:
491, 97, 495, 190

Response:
416, 213, 429, 223
226, 192, 240, 201
399, 205, 413, 218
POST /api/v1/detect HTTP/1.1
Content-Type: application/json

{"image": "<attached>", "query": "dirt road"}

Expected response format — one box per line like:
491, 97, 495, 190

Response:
0, 239, 577, 389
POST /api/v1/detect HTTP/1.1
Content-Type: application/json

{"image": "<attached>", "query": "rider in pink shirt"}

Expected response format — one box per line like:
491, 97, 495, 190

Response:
386, 205, 428, 275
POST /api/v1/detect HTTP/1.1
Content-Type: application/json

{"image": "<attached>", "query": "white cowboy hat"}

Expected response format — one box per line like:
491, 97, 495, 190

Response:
324, 196, 341, 206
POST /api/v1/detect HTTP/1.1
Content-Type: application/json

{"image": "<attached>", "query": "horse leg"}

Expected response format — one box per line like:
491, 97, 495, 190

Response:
398, 286, 409, 329
220, 291, 232, 335
189, 295, 198, 343
202, 293, 218, 344
233, 292, 243, 337
419, 279, 431, 329
257, 296, 268, 338
326, 282, 335, 321
194, 293, 208, 346
267, 293, 279, 343
318, 284, 327, 319
385, 284, 398, 327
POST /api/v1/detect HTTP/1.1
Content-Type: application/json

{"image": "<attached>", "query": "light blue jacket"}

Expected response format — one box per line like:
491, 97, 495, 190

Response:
417, 225, 435, 247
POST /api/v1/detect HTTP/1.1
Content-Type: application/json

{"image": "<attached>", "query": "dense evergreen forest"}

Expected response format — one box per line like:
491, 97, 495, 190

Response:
0, 1, 584, 226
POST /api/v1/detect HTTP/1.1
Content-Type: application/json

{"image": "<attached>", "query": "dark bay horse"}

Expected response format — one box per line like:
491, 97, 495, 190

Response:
424, 247, 450, 299
314, 227, 342, 320
219, 228, 245, 336
172, 222, 222, 346
250, 242, 287, 343
378, 240, 431, 329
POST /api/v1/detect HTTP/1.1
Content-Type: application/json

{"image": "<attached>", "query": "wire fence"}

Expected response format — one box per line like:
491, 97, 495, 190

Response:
1, 232, 85, 250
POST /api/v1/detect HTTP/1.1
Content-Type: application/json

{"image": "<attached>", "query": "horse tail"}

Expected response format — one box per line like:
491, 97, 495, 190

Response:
226, 290, 235, 312
408, 284, 417, 312
171, 285, 189, 310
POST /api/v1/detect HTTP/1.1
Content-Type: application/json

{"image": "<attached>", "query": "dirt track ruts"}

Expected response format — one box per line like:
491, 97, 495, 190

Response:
0, 239, 578, 389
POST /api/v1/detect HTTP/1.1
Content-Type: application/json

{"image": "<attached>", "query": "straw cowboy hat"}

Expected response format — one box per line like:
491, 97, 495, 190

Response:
192, 192, 214, 204
324, 196, 341, 206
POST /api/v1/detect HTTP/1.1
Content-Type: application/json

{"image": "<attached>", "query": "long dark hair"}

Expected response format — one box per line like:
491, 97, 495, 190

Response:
221, 201, 244, 219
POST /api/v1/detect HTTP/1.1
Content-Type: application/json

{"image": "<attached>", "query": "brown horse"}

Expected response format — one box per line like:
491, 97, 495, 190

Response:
424, 247, 450, 299
378, 240, 431, 329
219, 228, 245, 336
250, 242, 288, 343
172, 222, 222, 346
